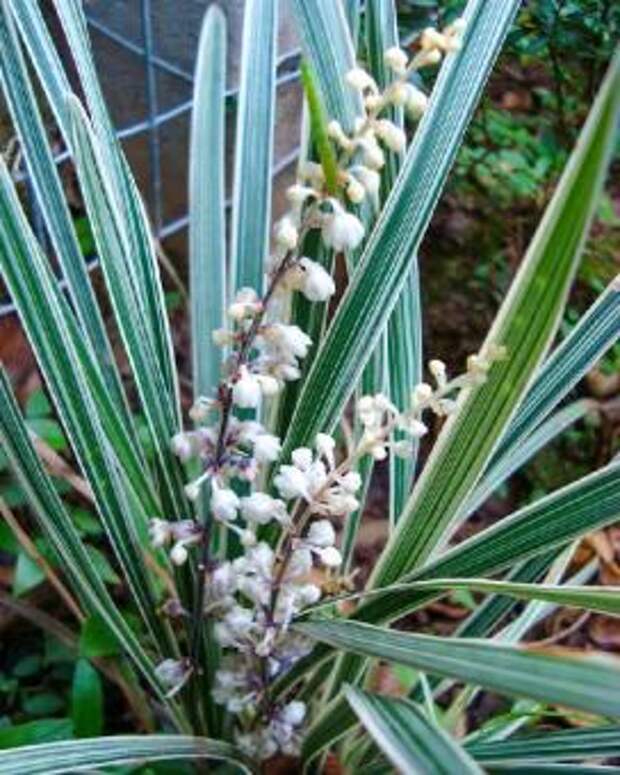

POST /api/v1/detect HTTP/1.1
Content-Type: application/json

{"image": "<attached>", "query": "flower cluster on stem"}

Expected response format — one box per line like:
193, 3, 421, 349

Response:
150, 23, 475, 761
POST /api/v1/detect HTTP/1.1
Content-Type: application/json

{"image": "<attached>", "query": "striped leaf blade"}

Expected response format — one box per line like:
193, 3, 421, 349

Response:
8, 0, 180, 416
0, 4, 126, 414
346, 687, 483, 775
230, 0, 278, 296
297, 618, 620, 760
371, 50, 620, 585
0, 736, 250, 775
190, 5, 227, 400
0, 370, 177, 715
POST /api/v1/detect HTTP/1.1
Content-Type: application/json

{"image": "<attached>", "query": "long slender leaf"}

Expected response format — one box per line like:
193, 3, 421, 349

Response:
0, 370, 178, 716
297, 618, 620, 760
467, 725, 620, 764
465, 399, 595, 516
346, 687, 483, 774
290, 0, 362, 131
0, 3, 126, 413
0, 736, 251, 775
230, 0, 278, 296
371, 50, 620, 585
495, 275, 620, 465
280, 0, 521, 464
68, 99, 188, 518
9, 0, 180, 416
0, 161, 170, 656
190, 6, 227, 399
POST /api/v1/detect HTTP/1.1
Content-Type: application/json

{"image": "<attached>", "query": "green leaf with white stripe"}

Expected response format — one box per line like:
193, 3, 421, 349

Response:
68, 99, 188, 518
230, 0, 278, 296
280, 0, 521, 464
0, 3, 126, 413
466, 725, 620, 765
190, 5, 227, 399
374, 578, 620, 619
297, 618, 620, 757
8, 0, 180, 414
0, 736, 251, 775
495, 275, 620, 467
290, 0, 362, 131
370, 49, 620, 585
0, 370, 179, 718
346, 687, 483, 775
465, 399, 595, 516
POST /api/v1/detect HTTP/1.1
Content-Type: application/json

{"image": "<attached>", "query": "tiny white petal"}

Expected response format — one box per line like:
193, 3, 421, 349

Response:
318, 546, 342, 567
253, 433, 282, 464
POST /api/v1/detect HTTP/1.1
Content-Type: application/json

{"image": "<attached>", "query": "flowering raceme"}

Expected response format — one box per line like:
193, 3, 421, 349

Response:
149, 20, 472, 760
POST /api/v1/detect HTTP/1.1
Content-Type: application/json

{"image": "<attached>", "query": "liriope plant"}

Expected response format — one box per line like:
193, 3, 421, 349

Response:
0, 0, 618, 772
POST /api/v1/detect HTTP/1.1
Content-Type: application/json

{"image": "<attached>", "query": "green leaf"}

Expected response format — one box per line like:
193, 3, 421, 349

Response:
495, 275, 620, 468
0, 720, 72, 749
346, 687, 483, 774
0, 371, 180, 720
465, 399, 594, 516
0, 3, 127, 412
79, 616, 120, 660
378, 578, 620, 619
297, 618, 620, 760
68, 98, 188, 518
280, 0, 521, 465
290, 0, 362, 131
230, 0, 278, 296
467, 725, 620, 764
300, 60, 339, 194
371, 50, 620, 584
12, 552, 45, 598
24, 390, 51, 419
0, 736, 252, 775
190, 5, 227, 401
9, 0, 180, 417
71, 660, 103, 738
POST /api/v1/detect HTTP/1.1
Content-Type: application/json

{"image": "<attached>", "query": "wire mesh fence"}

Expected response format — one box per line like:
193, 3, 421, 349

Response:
1, 0, 302, 316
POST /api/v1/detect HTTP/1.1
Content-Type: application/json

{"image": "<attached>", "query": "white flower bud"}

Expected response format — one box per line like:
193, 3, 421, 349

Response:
240, 492, 288, 525
408, 419, 429, 438
375, 119, 407, 153
315, 433, 336, 468
170, 432, 194, 462
307, 519, 335, 548
364, 94, 383, 112
413, 382, 434, 406
211, 485, 240, 522
188, 398, 216, 422
184, 482, 202, 501
296, 584, 321, 606
341, 471, 362, 493
212, 328, 234, 347
232, 366, 261, 409
287, 547, 313, 579
281, 700, 307, 727
149, 518, 171, 548
321, 203, 365, 253
228, 287, 261, 320
345, 67, 377, 93
240, 529, 257, 547
346, 176, 366, 204
253, 433, 282, 464
274, 216, 299, 251
292, 447, 313, 471
274, 363, 301, 382
274, 465, 310, 500
389, 82, 410, 107
357, 137, 385, 170
420, 27, 447, 51
327, 120, 353, 150
170, 542, 189, 566
264, 324, 312, 360
297, 257, 336, 302
405, 84, 429, 118
286, 184, 317, 207
155, 659, 189, 689
429, 359, 447, 388
300, 161, 325, 188
384, 46, 409, 74
352, 166, 381, 197
318, 546, 342, 567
